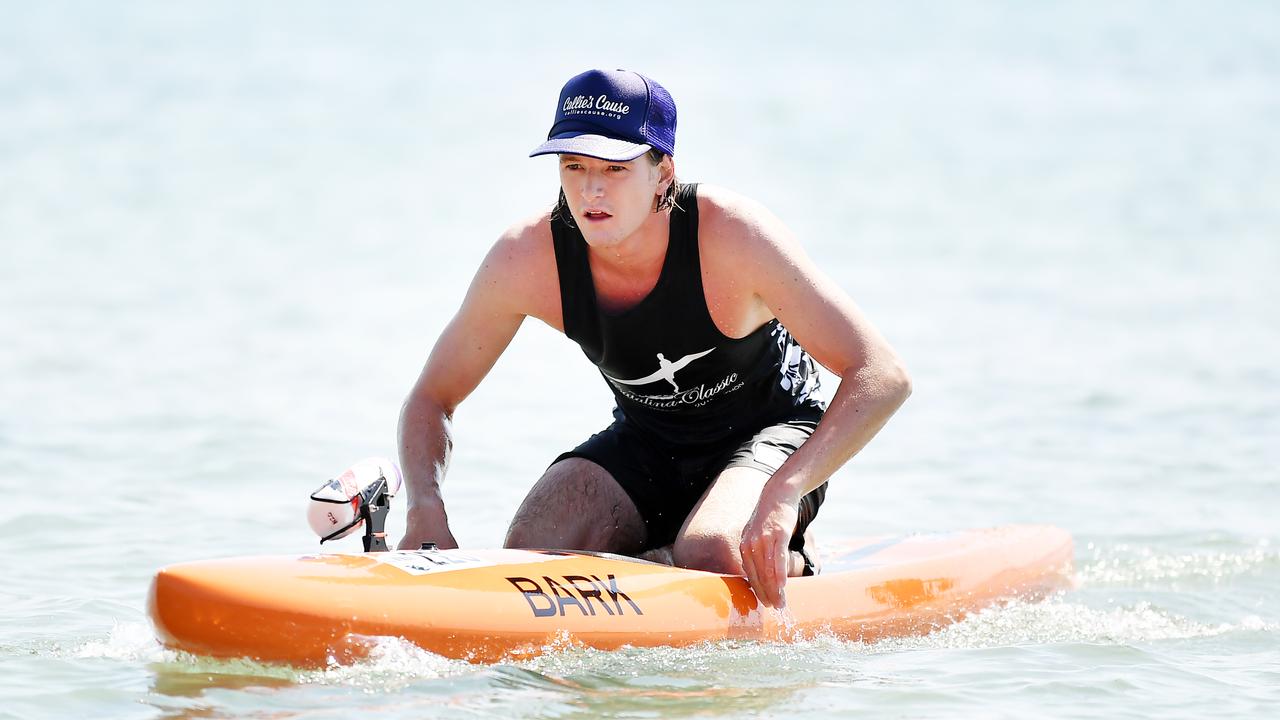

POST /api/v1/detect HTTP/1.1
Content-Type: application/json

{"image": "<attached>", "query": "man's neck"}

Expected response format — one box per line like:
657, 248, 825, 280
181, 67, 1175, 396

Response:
586, 209, 672, 275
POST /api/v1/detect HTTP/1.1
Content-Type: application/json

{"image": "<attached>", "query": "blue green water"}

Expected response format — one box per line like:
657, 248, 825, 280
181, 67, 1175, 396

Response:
2, 1, 1277, 717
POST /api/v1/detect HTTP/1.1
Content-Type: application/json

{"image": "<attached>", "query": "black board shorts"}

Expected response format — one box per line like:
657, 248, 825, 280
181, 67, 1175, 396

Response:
552, 405, 828, 554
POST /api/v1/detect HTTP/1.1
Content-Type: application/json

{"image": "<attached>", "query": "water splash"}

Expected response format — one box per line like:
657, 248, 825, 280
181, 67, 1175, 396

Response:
295, 636, 475, 690
875, 598, 1250, 650
69, 622, 474, 695
1078, 537, 1276, 587
73, 621, 169, 663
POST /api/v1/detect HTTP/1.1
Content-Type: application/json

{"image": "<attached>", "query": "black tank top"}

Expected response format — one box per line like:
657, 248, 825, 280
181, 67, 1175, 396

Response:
552, 183, 824, 446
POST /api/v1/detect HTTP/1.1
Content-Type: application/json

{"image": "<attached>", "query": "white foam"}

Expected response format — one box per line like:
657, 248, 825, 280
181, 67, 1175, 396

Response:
1079, 539, 1277, 587
68, 622, 471, 690
295, 636, 474, 689
870, 597, 1268, 652
73, 621, 170, 662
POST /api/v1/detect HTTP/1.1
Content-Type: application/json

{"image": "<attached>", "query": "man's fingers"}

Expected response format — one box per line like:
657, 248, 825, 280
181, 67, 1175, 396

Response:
758, 535, 777, 607
742, 531, 775, 609
764, 534, 787, 608
742, 532, 785, 609
740, 538, 759, 602
771, 537, 789, 608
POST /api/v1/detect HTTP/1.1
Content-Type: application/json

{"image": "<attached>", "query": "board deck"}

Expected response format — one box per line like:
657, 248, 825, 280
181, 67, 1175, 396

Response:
148, 525, 1073, 665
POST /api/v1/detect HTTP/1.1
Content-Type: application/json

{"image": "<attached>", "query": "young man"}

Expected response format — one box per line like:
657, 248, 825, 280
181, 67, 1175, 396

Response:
396, 69, 910, 608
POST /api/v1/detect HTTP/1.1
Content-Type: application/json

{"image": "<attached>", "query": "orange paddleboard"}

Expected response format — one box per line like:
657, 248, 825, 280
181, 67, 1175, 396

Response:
148, 525, 1073, 665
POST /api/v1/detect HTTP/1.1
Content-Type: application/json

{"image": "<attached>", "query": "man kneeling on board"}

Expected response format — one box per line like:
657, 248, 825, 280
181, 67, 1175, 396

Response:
396, 69, 910, 608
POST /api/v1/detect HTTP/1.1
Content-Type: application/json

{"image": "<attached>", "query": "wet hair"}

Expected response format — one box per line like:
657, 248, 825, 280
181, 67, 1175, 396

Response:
648, 149, 681, 213
552, 150, 681, 228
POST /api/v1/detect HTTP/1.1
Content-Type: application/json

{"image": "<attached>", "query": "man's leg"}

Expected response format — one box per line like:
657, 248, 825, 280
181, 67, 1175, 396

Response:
504, 457, 648, 555
671, 466, 815, 577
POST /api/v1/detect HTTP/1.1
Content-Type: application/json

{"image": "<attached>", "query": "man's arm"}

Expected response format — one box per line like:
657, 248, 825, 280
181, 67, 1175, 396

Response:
701, 188, 913, 607
396, 223, 550, 551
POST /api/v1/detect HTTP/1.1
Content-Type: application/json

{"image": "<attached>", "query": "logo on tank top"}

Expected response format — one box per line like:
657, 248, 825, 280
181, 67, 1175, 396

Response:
602, 348, 746, 410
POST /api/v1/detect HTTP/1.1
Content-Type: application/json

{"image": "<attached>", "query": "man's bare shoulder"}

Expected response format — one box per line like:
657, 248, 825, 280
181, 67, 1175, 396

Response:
477, 209, 556, 286
472, 208, 561, 326
695, 183, 800, 263
491, 208, 555, 264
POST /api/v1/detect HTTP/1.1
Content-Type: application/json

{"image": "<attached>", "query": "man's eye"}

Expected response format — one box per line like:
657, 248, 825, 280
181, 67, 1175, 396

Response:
564, 163, 583, 171
608, 165, 627, 172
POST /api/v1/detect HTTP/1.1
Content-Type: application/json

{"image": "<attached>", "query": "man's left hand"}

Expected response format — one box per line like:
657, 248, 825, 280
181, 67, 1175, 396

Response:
739, 492, 800, 609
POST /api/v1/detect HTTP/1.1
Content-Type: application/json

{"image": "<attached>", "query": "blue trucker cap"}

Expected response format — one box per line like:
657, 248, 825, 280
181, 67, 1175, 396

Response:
529, 68, 676, 161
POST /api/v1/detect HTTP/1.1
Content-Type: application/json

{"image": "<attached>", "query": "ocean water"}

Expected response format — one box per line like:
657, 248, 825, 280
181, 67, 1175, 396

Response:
2, 1, 1277, 718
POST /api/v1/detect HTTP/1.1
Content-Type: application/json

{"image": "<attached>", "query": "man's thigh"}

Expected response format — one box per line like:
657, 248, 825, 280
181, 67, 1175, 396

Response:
504, 457, 647, 555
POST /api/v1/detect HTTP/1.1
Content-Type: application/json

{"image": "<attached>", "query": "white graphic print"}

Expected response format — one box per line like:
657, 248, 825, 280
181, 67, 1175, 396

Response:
771, 324, 821, 401
602, 348, 745, 410
603, 349, 714, 393
562, 94, 631, 120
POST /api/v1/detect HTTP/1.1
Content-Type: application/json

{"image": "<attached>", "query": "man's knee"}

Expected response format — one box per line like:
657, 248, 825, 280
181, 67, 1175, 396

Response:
503, 518, 548, 549
672, 533, 744, 575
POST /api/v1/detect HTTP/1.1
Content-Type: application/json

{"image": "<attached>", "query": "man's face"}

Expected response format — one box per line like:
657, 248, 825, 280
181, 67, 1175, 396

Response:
558, 154, 670, 249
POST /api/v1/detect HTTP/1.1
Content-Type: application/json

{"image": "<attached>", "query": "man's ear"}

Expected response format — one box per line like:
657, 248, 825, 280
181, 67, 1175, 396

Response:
659, 155, 676, 191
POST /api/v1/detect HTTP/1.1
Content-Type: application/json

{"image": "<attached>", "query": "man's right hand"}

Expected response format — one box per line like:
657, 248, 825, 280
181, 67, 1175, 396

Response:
397, 504, 460, 550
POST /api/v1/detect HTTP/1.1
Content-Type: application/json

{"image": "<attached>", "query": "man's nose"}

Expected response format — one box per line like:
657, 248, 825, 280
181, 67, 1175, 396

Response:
581, 169, 605, 200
